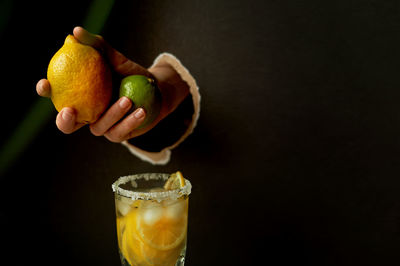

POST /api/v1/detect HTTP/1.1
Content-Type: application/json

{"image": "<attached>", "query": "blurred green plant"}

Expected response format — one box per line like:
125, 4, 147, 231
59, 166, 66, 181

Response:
0, 0, 13, 36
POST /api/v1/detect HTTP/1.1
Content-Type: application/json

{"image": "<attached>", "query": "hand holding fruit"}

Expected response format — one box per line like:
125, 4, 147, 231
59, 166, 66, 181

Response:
36, 27, 189, 142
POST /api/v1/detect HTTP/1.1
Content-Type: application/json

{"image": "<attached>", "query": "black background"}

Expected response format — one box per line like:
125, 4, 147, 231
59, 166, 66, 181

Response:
2, 0, 400, 265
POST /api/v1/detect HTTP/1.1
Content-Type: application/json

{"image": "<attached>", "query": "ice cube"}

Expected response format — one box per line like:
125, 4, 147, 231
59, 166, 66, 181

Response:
165, 200, 185, 220
142, 206, 163, 226
116, 197, 134, 216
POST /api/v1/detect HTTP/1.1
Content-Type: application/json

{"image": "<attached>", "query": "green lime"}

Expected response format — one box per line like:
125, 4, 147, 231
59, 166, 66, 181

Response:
119, 75, 162, 129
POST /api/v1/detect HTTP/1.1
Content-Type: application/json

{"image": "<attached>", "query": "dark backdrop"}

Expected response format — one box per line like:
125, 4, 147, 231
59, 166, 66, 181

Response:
2, 0, 400, 265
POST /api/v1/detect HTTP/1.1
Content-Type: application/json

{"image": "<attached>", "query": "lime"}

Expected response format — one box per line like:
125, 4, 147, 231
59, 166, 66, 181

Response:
119, 75, 162, 129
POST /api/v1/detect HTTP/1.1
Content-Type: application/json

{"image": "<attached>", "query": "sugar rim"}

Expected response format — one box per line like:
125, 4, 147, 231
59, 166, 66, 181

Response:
111, 173, 192, 201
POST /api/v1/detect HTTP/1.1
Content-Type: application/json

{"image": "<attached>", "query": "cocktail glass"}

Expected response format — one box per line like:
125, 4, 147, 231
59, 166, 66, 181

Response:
112, 173, 191, 266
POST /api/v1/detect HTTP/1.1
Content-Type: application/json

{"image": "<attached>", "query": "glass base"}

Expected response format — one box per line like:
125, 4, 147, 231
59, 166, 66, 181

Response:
175, 254, 185, 266
119, 248, 186, 266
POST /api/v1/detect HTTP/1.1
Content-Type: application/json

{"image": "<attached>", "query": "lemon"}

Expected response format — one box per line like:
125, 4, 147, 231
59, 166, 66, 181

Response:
122, 209, 146, 265
116, 216, 125, 251
164, 171, 186, 190
137, 198, 188, 251
119, 75, 162, 129
141, 238, 184, 265
121, 201, 187, 265
47, 35, 112, 124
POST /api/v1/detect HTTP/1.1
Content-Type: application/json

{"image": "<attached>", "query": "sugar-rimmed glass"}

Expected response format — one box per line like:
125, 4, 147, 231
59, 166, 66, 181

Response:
112, 173, 191, 266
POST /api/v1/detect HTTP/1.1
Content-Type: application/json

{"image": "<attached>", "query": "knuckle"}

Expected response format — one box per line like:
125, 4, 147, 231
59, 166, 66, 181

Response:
95, 34, 104, 42
55, 118, 67, 134
105, 132, 124, 143
63, 130, 74, 135
36, 79, 51, 97
57, 123, 73, 134
89, 125, 104, 136
94, 35, 106, 51
114, 57, 132, 73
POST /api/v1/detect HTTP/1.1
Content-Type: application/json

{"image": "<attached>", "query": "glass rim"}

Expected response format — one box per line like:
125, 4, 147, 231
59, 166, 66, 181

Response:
112, 173, 192, 201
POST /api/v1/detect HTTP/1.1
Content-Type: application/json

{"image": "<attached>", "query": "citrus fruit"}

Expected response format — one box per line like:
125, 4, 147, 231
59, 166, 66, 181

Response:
141, 237, 184, 265
120, 199, 187, 265
122, 210, 146, 265
47, 35, 112, 124
137, 199, 188, 251
164, 171, 186, 190
119, 75, 162, 129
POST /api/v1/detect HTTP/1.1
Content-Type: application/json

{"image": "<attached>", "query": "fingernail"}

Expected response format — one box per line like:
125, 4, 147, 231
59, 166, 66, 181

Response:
119, 97, 131, 109
62, 109, 73, 121
133, 108, 145, 119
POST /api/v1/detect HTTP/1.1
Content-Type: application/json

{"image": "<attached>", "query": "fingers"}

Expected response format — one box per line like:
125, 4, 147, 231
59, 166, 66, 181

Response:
38, 27, 150, 140
90, 97, 132, 136
107, 49, 150, 77
73, 26, 104, 51
56, 107, 85, 134
36, 79, 51, 97
36, 81, 84, 134
90, 96, 146, 142
73, 26, 150, 77
104, 108, 146, 143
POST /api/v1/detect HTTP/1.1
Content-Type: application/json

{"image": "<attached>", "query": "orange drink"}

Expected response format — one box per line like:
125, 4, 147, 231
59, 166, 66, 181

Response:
112, 173, 191, 266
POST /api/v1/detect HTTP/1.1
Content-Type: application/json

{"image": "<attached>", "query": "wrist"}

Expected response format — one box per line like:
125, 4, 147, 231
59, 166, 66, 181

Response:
148, 65, 190, 116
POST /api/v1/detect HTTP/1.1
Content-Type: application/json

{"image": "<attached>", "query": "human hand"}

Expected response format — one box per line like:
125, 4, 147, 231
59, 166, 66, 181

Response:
37, 27, 188, 142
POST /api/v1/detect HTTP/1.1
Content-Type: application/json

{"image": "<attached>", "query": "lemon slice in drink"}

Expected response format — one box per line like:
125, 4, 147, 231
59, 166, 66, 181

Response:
137, 200, 188, 251
164, 171, 185, 190
141, 238, 184, 265
122, 210, 146, 265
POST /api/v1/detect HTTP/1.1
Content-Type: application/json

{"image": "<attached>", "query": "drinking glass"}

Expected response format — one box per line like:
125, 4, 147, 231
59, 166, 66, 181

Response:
112, 173, 191, 266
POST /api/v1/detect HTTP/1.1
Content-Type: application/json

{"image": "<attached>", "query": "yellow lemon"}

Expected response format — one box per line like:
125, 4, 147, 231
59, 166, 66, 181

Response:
137, 198, 188, 251
122, 209, 146, 265
164, 171, 186, 190
141, 239, 184, 266
47, 35, 112, 124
